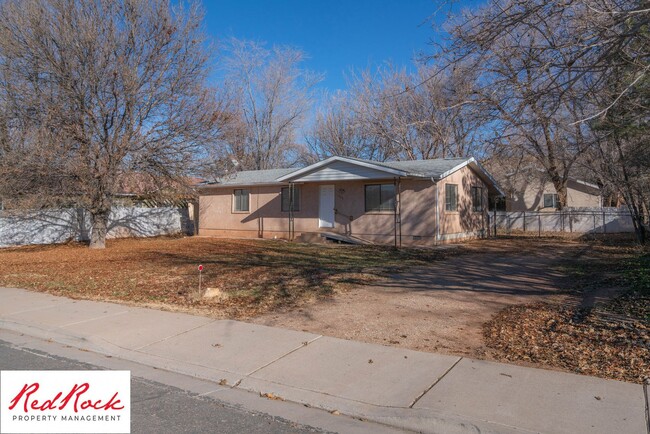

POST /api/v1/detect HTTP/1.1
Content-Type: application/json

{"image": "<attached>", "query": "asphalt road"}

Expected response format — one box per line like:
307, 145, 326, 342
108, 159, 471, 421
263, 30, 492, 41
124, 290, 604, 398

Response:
0, 340, 325, 434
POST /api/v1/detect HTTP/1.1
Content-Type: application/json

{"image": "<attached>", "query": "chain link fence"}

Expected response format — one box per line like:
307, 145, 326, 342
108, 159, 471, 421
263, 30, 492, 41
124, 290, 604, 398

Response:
487, 208, 634, 237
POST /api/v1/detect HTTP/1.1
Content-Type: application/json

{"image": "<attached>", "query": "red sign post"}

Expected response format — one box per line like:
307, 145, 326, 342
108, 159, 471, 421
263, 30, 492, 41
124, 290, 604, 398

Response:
198, 265, 204, 296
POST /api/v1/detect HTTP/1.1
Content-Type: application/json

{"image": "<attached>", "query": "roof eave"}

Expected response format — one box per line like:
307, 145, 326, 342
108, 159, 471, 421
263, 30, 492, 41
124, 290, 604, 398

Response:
197, 181, 290, 189
435, 158, 505, 197
574, 179, 600, 190
276, 156, 410, 182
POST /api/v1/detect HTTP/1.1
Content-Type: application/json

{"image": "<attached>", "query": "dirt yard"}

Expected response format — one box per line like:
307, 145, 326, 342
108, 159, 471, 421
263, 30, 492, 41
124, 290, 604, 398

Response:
252, 236, 649, 383
252, 238, 580, 356
0, 235, 647, 382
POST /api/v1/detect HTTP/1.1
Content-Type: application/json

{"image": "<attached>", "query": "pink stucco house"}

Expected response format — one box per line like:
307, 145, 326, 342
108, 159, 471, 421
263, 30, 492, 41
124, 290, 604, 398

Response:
197, 156, 503, 246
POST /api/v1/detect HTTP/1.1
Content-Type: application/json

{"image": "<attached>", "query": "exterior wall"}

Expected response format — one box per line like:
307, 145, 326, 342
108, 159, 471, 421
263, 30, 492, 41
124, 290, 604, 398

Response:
199, 184, 318, 238
566, 180, 602, 208
507, 178, 601, 212
437, 166, 489, 239
199, 165, 492, 246
199, 181, 396, 241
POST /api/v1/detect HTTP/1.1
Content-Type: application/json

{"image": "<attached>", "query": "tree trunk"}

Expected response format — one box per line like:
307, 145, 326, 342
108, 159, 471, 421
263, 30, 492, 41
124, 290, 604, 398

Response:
549, 174, 568, 210
627, 200, 648, 245
89, 210, 109, 249
556, 185, 568, 210
636, 220, 647, 245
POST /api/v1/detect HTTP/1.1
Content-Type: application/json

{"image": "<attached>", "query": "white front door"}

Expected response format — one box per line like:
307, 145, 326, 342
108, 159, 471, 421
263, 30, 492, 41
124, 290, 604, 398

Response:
319, 185, 335, 228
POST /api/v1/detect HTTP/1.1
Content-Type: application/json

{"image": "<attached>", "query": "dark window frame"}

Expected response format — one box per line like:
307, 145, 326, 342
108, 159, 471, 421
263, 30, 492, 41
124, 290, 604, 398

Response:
233, 189, 250, 212
364, 183, 396, 212
471, 186, 483, 212
543, 193, 559, 209
445, 184, 458, 212
281, 186, 301, 212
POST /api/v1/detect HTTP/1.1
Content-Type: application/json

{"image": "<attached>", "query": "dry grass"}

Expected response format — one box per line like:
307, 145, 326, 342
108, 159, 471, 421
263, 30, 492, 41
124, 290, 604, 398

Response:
0, 236, 450, 318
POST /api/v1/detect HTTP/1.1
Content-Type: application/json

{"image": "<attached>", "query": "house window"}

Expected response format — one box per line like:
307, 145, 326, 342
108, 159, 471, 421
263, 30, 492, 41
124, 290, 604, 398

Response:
365, 184, 395, 212
471, 186, 483, 212
281, 186, 301, 212
233, 189, 250, 212
445, 184, 458, 212
543, 193, 559, 209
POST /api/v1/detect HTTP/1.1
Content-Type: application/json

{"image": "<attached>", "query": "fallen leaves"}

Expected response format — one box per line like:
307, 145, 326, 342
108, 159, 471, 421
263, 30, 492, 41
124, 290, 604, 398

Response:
0, 236, 451, 319
260, 392, 284, 401
484, 302, 650, 384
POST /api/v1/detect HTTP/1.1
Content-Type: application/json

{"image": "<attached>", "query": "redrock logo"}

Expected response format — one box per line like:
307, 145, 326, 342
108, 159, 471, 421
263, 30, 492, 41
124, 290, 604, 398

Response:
0, 371, 130, 434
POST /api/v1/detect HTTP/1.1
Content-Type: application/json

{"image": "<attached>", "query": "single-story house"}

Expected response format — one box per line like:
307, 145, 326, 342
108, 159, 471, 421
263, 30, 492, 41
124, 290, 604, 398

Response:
503, 169, 602, 212
197, 156, 504, 246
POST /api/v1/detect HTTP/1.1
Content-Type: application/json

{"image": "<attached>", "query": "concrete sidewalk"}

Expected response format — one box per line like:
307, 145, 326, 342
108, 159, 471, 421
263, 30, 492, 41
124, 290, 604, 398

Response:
1, 287, 647, 434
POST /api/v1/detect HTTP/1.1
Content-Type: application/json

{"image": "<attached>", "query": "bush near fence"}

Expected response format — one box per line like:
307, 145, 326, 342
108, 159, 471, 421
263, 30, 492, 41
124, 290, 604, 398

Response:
488, 208, 634, 236
0, 207, 193, 248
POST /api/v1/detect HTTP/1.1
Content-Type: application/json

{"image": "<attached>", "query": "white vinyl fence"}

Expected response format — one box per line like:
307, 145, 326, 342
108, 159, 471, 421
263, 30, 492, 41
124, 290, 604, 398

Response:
488, 208, 635, 235
0, 207, 193, 248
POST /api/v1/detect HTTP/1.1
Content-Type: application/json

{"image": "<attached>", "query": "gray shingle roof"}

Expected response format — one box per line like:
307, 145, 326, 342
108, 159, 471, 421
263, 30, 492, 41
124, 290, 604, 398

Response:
204, 168, 298, 186
378, 158, 470, 178
200, 157, 481, 187
279, 156, 471, 179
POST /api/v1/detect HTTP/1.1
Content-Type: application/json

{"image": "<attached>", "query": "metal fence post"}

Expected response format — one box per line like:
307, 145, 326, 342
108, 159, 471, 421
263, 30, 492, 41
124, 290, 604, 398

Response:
538, 214, 542, 237
602, 210, 606, 234
593, 214, 596, 234
523, 211, 526, 232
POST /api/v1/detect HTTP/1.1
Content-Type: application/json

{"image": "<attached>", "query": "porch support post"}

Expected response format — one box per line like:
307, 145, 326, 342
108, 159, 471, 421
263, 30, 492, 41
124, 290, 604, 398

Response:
433, 178, 440, 244
397, 178, 402, 247
393, 177, 398, 248
393, 177, 401, 248
288, 182, 294, 241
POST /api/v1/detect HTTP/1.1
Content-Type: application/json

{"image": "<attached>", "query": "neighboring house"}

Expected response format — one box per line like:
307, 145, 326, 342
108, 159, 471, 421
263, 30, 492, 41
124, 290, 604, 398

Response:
197, 156, 503, 246
503, 169, 602, 212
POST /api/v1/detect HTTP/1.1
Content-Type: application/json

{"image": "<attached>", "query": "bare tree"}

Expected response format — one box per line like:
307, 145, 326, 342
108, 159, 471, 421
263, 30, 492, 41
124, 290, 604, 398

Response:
218, 39, 322, 171
436, 0, 599, 209
431, 0, 649, 234
413, 64, 487, 158
346, 66, 420, 161
436, 0, 649, 122
305, 90, 390, 162
586, 49, 650, 242
0, 0, 222, 248
307, 63, 489, 163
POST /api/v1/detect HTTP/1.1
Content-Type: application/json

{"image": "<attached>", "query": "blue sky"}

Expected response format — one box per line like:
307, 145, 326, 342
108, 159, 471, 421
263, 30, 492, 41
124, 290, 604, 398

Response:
202, 0, 483, 93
